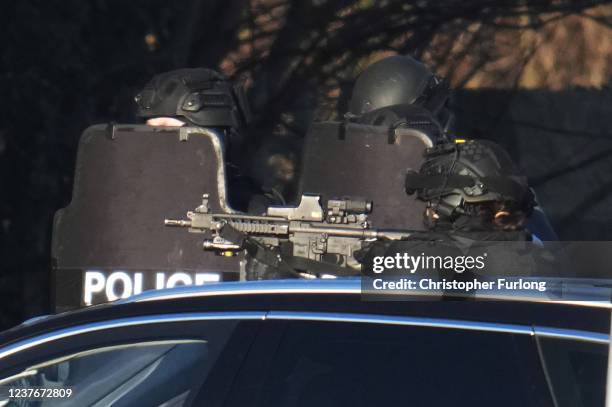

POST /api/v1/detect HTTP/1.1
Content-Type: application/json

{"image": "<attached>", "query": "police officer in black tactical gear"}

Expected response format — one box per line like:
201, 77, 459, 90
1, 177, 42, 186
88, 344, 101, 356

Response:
356, 138, 560, 281
405, 139, 536, 235
134, 68, 267, 211
346, 54, 557, 240
135, 68, 250, 145
346, 55, 453, 144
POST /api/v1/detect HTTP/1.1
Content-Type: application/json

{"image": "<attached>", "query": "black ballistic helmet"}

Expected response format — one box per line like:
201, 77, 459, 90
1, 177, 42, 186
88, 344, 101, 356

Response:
405, 140, 535, 227
135, 68, 251, 128
348, 55, 450, 118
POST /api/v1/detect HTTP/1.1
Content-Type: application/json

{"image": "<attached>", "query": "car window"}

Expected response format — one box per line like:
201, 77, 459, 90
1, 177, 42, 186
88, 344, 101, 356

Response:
229, 320, 551, 407
0, 340, 209, 407
0, 318, 251, 407
537, 337, 607, 407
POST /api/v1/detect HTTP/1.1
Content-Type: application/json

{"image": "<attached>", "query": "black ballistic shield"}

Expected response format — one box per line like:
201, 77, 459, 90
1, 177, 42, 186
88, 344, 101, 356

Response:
52, 124, 240, 311
298, 122, 431, 230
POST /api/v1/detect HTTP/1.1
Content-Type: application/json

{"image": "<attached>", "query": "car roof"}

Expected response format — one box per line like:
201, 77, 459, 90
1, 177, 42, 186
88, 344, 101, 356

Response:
120, 277, 612, 307
1, 278, 611, 348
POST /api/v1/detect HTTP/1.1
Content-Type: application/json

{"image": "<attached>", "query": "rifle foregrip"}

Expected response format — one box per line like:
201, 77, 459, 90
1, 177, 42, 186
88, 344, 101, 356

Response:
226, 220, 288, 234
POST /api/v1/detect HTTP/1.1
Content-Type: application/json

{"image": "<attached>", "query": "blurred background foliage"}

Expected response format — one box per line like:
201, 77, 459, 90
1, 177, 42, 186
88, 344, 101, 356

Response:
1, 0, 611, 328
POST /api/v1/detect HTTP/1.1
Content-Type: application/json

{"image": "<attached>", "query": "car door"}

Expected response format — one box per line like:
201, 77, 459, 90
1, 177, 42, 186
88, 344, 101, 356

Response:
0, 311, 263, 407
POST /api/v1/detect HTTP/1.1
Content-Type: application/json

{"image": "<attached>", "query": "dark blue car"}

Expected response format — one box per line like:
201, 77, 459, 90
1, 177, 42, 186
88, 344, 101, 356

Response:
0, 279, 609, 406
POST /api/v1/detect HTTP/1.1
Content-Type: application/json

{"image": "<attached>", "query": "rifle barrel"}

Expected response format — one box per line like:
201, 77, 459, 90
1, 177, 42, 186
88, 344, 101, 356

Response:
164, 219, 192, 227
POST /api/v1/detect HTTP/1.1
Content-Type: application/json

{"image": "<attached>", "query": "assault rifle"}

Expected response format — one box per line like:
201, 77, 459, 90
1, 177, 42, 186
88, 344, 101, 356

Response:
165, 193, 413, 272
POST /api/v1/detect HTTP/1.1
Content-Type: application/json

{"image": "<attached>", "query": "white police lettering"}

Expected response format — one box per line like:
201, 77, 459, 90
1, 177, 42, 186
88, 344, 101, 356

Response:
105, 271, 133, 301
156, 272, 166, 290
83, 271, 105, 305
82, 270, 221, 305
166, 272, 192, 288
195, 273, 220, 284
134, 273, 143, 295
